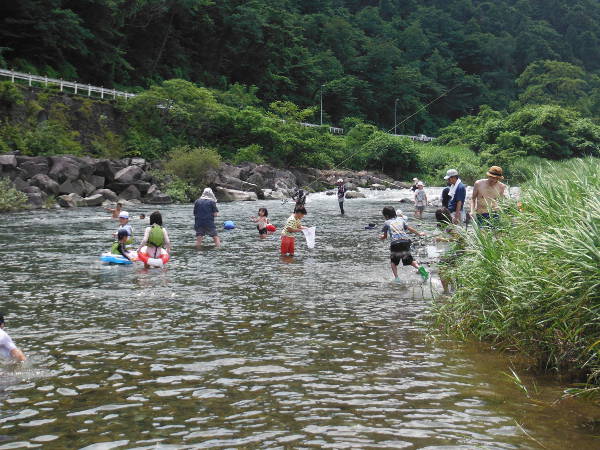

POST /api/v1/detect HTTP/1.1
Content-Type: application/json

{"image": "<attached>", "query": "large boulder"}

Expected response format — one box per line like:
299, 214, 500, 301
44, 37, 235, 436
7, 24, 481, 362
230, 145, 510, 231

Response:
214, 186, 258, 202
345, 191, 366, 199
29, 174, 60, 195
0, 154, 17, 169
48, 156, 81, 183
114, 166, 144, 184
82, 193, 105, 207
12, 177, 29, 192
119, 184, 142, 200
57, 193, 86, 207
18, 156, 50, 179
25, 192, 45, 209
92, 159, 122, 183
143, 185, 172, 204
370, 183, 387, 191
92, 188, 118, 202
59, 179, 96, 196
82, 174, 105, 189
262, 189, 286, 200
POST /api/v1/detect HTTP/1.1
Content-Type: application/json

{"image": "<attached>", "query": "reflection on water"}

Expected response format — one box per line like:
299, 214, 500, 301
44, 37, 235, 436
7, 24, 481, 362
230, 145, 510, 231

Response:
0, 193, 598, 448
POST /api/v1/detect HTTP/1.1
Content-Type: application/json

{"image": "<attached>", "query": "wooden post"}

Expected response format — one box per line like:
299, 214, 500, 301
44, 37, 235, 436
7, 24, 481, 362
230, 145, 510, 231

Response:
11, 69, 14, 82
28, 74, 32, 86
60, 79, 63, 92
113, 89, 116, 99
88, 84, 91, 96
74, 82, 78, 95
44, 76, 48, 87
101, 87, 104, 99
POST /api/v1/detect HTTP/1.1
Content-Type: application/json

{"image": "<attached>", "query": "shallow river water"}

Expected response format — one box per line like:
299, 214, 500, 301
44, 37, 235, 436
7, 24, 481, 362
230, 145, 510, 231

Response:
0, 191, 599, 449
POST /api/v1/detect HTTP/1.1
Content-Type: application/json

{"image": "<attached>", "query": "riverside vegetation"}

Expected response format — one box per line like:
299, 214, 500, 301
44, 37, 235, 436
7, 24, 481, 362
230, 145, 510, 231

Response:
433, 158, 600, 394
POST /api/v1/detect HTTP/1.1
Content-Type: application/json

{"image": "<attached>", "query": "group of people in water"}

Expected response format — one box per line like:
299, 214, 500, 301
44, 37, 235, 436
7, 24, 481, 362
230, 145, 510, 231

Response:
1, 165, 508, 363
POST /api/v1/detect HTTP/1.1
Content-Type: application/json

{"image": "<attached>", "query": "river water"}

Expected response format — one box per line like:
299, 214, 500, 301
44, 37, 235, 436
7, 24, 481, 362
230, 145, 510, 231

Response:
0, 191, 599, 449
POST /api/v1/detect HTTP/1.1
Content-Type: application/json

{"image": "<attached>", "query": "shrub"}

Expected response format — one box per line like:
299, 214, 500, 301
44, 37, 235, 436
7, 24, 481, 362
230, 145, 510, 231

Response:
0, 178, 28, 212
164, 146, 221, 185
0, 82, 24, 106
232, 144, 265, 164
22, 121, 83, 156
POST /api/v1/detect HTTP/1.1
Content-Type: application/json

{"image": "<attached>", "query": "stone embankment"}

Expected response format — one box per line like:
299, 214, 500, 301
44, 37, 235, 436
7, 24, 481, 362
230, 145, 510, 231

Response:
0, 153, 411, 209
0, 154, 170, 208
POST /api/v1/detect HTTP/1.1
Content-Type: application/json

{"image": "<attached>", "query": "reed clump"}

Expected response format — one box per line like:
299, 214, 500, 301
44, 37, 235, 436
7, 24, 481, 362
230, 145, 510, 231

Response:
433, 158, 600, 387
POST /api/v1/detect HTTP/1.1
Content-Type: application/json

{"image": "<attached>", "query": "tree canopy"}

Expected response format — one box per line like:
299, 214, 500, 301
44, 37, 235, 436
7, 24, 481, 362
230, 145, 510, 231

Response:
2, 0, 600, 133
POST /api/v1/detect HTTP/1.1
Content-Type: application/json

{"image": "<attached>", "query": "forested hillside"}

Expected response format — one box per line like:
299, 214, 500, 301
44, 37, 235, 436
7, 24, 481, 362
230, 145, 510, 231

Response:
2, 0, 600, 133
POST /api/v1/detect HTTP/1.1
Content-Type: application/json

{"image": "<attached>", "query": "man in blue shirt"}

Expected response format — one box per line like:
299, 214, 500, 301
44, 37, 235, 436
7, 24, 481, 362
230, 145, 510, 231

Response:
444, 169, 466, 225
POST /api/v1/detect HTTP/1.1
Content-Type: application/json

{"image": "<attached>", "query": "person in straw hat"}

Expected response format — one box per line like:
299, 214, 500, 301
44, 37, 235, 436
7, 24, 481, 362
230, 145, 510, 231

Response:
471, 165, 508, 227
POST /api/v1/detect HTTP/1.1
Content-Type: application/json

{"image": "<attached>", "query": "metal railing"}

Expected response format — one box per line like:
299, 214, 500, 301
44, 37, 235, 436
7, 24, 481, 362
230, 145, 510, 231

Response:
0, 68, 136, 100
0, 68, 435, 139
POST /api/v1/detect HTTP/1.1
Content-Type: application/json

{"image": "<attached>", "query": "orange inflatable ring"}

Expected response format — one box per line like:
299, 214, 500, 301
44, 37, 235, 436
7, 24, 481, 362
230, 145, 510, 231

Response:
138, 246, 170, 267
266, 224, 277, 232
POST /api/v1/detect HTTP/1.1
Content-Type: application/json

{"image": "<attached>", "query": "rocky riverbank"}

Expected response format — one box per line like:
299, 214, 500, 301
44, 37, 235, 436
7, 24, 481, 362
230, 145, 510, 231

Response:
0, 153, 411, 209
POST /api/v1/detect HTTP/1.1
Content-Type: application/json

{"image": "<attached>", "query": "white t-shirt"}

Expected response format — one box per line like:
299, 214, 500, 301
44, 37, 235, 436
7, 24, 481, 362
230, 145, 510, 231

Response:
0, 329, 17, 359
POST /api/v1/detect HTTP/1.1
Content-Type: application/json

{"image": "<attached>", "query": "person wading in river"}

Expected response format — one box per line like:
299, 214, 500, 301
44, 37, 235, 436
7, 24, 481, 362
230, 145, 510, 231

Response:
0, 313, 26, 362
471, 166, 508, 227
194, 188, 221, 248
336, 178, 346, 215
444, 169, 466, 225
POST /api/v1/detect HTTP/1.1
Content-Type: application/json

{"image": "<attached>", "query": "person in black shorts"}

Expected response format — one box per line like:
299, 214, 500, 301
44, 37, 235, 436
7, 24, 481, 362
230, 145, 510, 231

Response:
379, 206, 429, 282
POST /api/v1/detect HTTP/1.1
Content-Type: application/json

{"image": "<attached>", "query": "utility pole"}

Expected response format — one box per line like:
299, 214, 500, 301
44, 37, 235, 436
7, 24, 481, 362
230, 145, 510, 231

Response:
394, 98, 399, 135
320, 84, 325, 126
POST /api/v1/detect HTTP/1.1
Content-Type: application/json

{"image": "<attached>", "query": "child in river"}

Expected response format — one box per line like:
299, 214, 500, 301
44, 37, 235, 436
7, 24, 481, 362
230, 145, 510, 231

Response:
251, 208, 270, 238
281, 206, 307, 256
113, 211, 133, 244
111, 229, 132, 261
414, 181, 427, 219
380, 206, 429, 282
138, 211, 171, 268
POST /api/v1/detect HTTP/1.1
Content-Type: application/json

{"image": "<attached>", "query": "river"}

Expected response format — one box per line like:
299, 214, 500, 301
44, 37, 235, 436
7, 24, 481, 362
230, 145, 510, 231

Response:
0, 191, 598, 448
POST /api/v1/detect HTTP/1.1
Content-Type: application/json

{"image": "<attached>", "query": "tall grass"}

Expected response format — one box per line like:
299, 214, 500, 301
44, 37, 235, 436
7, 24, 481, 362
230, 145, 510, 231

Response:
433, 158, 600, 386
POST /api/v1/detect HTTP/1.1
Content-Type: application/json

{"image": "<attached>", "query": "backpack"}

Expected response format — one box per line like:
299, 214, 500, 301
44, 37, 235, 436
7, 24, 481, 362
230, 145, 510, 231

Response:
148, 224, 164, 247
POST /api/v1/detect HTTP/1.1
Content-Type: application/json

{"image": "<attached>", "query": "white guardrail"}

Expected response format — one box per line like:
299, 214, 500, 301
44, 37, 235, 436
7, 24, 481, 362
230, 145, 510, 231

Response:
0, 68, 135, 100
0, 68, 435, 140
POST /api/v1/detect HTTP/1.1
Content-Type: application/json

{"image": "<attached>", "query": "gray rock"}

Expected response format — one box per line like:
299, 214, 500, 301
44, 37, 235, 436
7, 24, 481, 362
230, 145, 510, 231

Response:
133, 182, 151, 195
21, 185, 42, 195
325, 190, 335, 196
92, 159, 121, 182
399, 198, 412, 203
57, 193, 86, 207
30, 174, 60, 195
143, 188, 172, 204
59, 179, 96, 196
345, 191, 366, 199
83, 174, 105, 189
114, 166, 144, 184
83, 193, 105, 207
48, 157, 81, 183
92, 188, 118, 202
119, 184, 142, 200
12, 177, 29, 191
214, 186, 258, 202
0, 154, 17, 168
26, 192, 45, 209
18, 157, 50, 179
262, 189, 286, 200
130, 157, 146, 167
370, 183, 387, 191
